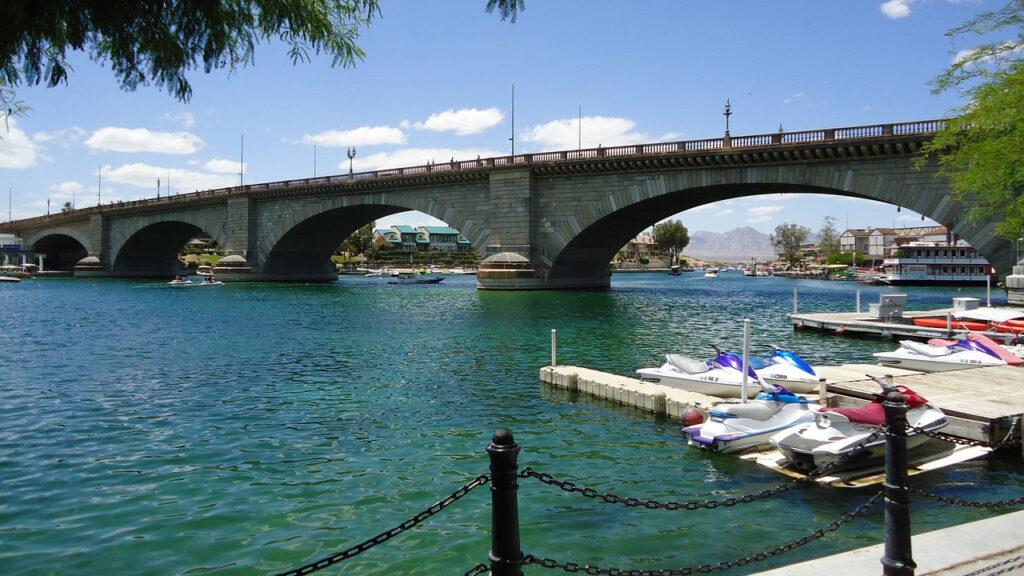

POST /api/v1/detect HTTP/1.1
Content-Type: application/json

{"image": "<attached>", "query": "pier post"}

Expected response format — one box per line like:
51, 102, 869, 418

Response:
488, 429, 524, 576
946, 312, 953, 335
856, 289, 861, 313
551, 329, 557, 367
741, 318, 751, 402
793, 287, 799, 314
986, 276, 991, 307
818, 378, 828, 407
882, 391, 916, 576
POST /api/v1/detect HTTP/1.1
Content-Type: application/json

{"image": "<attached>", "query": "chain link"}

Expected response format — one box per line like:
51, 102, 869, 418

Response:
957, 554, 1024, 576
905, 425, 1021, 449
272, 474, 490, 576
911, 487, 1024, 509
520, 430, 883, 509
464, 563, 490, 576
521, 491, 882, 575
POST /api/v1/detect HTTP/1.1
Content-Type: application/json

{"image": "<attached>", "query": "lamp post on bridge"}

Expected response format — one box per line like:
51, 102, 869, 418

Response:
723, 99, 733, 147
347, 147, 357, 180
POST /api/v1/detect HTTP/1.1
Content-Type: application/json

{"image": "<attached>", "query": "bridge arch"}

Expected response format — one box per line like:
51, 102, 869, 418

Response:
257, 193, 480, 280
110, 213, 227, 277
26, 231, 90, 272
539, 161, 1012, 286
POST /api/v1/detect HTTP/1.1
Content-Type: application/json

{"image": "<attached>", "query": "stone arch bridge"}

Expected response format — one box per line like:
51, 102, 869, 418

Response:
1, 119, 1016, 290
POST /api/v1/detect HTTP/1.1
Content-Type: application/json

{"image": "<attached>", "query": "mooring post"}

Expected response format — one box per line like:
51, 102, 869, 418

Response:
488, 429, 523, 576
741, 318, 751, 403
793, 287, 799, 314
882, 390, 916, 576
986, 275, 992, 307
551, 329, 557, 368
856, 289, 861, 313
946, 312, 953, 335
818, 377, 828, 407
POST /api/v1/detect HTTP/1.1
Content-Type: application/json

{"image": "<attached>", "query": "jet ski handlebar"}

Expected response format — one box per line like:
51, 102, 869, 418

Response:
867, 374, 898, 394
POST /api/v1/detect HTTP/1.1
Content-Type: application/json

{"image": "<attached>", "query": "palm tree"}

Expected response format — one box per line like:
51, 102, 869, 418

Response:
60, 201, 73, 213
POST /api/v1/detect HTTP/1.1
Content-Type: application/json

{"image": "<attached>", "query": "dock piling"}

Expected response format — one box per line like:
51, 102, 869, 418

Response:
818, 377, 827, 406
946, 312, 953, 335
986, 276, 992, 307
487, 429, 524, 576
882, 389, 916, 576
550, 329, 557, 367
856, 289, 861, 313
793, 287, 799, 314
741, 318, 751, 403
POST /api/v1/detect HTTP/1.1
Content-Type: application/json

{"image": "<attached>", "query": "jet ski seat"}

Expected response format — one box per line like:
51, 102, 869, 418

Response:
709, 401, 776, 421
901, 340, 952, 357
666, 354, 710, 374
822, 402, 886, 426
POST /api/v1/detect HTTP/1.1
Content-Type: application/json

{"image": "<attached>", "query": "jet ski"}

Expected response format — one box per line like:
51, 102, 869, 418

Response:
742, 346, 819, 393
683, 383, 821, 454
637, 346, 760, 398
874, 332, 1023, 372
769, 375, 948, 473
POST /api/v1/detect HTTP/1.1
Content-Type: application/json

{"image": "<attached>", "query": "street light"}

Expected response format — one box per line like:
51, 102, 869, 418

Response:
723, 99, 732, 137
347, 147, 357, 179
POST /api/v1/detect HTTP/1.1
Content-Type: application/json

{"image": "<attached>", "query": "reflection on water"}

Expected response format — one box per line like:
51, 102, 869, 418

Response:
0, 272, 1017, 575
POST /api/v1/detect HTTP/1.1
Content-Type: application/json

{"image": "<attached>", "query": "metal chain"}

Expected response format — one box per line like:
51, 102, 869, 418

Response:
464, 563, 490, 576
957, 555, 1024, 576
272, 474, 491, 576
905, 424, 1021, 449
519, 430, 883, 509
911, 487, 1024, 509
521, 491, 883, 575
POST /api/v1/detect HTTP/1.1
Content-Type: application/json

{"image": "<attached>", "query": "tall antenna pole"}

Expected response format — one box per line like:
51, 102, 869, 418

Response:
97, 165, 101, 206
239, 134, 244, 186
578, 105, 582, 150
314, 144, 317, 177
47, 198, 50, 215
157, 178, 161, 198
509, 84, 515, 156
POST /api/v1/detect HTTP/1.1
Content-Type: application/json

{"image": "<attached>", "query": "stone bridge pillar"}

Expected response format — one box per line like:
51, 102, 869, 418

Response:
74, 214, 109, 277
477, 169, 544, 289
213, 195, 258, 280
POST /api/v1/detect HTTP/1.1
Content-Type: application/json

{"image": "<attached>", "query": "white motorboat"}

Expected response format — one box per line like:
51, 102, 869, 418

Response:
167, 277, 193, 286
0, 275, 21, 283
637, 349, 760, 398
746, 346, 820, 394
683, 384, 821, 453
387, 272, 444, 285
770, 376, 948, 473
704, 268, 719, 278
874, 333, 1023, 372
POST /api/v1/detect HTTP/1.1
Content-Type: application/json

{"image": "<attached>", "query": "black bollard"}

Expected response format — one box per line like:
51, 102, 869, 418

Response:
488, 429, 523, 576
882, 391, 916, 576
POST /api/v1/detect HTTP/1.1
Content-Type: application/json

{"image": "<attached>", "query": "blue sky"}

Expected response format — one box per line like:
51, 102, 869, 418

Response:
0, 0, 999, 234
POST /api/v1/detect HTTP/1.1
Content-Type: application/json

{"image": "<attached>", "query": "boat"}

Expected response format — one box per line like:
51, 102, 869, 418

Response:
683, 384, 821, 454
770, 376, 949, 473
878, 240, 993, 286
874, 333, 1023, 372
387, 272, 444, 285
167, 276, 193, 286
912, 317, 988, 331
637, 347, 760, 398
0, 265, 32, 279
668, 265, 681, 276
704, 268, 719, 278
0, 275, 21, 283
745, 346, 820, 393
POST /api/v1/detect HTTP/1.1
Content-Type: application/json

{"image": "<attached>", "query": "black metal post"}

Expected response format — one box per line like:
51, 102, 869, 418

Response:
882, 391, 916, 576
487, 429, 523, 576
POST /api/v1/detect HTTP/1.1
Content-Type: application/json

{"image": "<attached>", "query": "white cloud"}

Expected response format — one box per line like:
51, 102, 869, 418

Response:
377, 211, 449, 229
50, 181, 84, 199
747, 205, 784, 216
0, 116, 39, 169
85, 127, 204, 154
203, 158, 245, 174
302, 125, 406, 147
101, 163, 237, 191
880, 0, 913, 19
345, 147, 505, 171
747, 215, 773, 223
953, 42, 1024, 64
162, 112, 195, 129
32, 126, 87, 147
521, 116, 648, 150
783, 92, 806, 104
414, 107, 504, 135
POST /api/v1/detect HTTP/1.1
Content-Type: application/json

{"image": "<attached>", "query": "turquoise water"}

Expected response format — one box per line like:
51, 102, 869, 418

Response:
0, 272, 1021, 575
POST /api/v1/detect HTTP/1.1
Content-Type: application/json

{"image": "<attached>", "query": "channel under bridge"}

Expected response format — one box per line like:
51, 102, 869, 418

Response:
1, 118, 1017, 291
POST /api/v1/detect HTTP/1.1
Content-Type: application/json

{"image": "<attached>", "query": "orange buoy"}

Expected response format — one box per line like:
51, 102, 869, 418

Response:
681, 406, 705, 427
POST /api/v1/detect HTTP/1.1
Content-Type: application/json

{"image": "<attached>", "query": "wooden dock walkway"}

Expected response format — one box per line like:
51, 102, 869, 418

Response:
789, 307, 1019, 342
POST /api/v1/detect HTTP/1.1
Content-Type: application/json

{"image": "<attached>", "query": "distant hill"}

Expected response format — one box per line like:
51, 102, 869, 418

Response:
682, 227, 776, 262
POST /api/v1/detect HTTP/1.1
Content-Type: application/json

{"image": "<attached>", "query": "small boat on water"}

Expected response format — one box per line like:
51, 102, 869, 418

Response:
0, 275, 22, 283
168, 276, 194, 286
0, 265, 32, 279
745, 346, 820, 393
637, 348, 760, 398
874, 333, 1023, 372
704, 268, 719, 278
683, 384, 821, 454
770, 376, 949, 473
387, 272, 444, 285
668, 265, 682, 276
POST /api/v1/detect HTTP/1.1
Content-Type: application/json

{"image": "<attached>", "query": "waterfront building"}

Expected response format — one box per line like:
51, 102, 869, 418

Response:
839, 228, 870, 256
867, 225, 947, 262
373, 225, 474, 253
621, 232, 660, 262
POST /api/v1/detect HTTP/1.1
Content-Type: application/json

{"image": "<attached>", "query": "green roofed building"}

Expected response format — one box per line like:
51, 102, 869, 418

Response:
372, 225, 475, 253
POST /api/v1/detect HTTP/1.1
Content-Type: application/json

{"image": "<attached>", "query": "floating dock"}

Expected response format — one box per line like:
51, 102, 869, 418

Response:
788, 308, 1019, 342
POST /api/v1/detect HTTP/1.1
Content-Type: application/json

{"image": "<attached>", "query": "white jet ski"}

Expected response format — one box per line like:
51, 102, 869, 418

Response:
637, 346, 760, 398
683, 383, 821, 454
769, 375, 948, 473
745, 346, 820, 393
874, 332, 1023, 372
